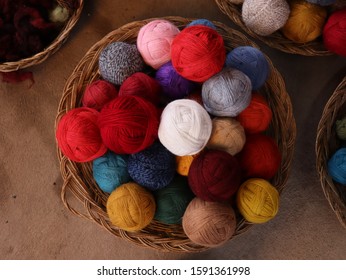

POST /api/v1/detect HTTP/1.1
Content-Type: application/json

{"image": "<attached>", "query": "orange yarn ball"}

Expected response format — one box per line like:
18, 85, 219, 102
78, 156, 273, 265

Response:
176, 153, 199, 176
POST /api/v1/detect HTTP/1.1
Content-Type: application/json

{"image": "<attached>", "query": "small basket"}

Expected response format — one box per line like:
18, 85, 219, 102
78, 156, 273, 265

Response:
0, 0, 84, 72
55, 16, 297, 252
316, 77, 346, 229
214, 0, 333, 56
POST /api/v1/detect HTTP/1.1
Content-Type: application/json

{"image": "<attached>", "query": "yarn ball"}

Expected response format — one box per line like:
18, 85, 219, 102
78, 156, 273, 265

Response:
137, 19, 180, 69
155, 61, 196, 100
119, 72, 161, 105
93, 151, 130, 193
127, 141, 176, 190
225, 46, 269, 90
207, 117, 246, 156
305, 0, 336, 5
182, 197, 237, 247
237, 178, 279, 223
225, 0, 244, 3
98, 95, 159, 154
158, 99, 212, 156
49, 5, 69, 23
202, 68, 252, 117
154, 175, 195, 224
56, 107, 107, 162
187, 19, 217, 29
237, 134, 281, 180
282, 1, 327, 43
323, 8, 346, 57
176, 153, 199, 176
336, 116, 346, 140
99, 42, 145, 85
171, 25, 226, 82
328, 148, 346, 185
186, 90, 203, 106
236, 92, 272, 134
82, 80, 118, 111
242, 0, 291, 36
106, 182, 156, 232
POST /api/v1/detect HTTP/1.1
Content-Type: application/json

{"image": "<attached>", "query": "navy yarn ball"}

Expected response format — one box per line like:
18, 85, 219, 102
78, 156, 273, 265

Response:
187, 19, 217, 30
306, 0, 336, 6
226, 46, 269, 90
328, 147, 346, 185
93, 151, 130, 193
128, 141, 176, 190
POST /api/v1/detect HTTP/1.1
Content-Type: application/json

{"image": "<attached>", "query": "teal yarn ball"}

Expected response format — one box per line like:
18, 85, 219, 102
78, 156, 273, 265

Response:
154, 176, 195, 224
336, 116, 346, 141
328, 148, 346, 185
93, 151, 130, 193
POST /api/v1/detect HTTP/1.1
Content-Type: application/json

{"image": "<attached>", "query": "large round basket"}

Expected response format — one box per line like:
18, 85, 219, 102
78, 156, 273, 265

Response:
55, 16, 297, 252
0, 0, 84, 72
316, 77, 346, 229
214, 0, 333, 56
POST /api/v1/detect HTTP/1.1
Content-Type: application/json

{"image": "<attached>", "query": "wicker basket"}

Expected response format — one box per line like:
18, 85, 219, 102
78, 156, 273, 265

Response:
55, 16, 297, 252
214, 0, 333, 56
0, 0, 84, 72
316, 77, 346, 229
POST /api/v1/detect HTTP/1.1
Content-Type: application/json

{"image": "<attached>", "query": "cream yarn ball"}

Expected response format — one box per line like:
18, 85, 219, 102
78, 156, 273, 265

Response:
242, 0, 291, 36
158, 99, 212, 156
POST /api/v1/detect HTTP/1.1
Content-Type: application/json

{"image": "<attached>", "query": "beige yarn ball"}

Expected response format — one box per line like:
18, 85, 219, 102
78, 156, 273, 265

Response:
242, 0, 291, 36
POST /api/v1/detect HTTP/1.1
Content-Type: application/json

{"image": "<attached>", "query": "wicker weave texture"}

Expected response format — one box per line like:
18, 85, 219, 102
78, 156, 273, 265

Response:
316, 77, 346, 229
55, 16, 297, 252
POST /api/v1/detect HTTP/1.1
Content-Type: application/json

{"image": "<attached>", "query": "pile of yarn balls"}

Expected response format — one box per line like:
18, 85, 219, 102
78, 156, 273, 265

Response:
230, 0, 346, 56
56, 18, 283, 248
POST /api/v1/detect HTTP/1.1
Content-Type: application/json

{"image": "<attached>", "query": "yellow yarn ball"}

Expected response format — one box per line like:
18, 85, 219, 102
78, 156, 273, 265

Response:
176, 153, 199, 176
106, 182, 156, 232
282, 0, 327, 43
236, 178, 279, 224
207, 117, 246, 156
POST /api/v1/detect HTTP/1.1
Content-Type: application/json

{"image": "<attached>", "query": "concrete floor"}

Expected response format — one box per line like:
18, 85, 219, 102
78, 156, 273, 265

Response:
0, 0, 345, 260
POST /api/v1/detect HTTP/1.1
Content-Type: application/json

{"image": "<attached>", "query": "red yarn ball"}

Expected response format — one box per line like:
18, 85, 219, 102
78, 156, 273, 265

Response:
171, 25, 226, 82
186, 90, 203, 106
236, 92, 272, 134
188, 149, 241, 202
323, 8, 346, 57
82, 80, 118, 111
237, 134, 281, 180
119, 72, 161, 105
98, 95, 159, 154
56, 107, 107, 162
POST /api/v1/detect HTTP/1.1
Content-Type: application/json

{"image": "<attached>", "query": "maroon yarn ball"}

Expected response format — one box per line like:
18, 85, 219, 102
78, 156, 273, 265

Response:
82, 80, 118, 111
98, 95, 159, 154
188, 149, 241, 202
56, 107, 107, 163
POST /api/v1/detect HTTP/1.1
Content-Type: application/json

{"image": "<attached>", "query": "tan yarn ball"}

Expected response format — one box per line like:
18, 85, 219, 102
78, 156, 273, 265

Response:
242, 0, 291, 36
182, 197, 237, 247
207, 117, 246, 156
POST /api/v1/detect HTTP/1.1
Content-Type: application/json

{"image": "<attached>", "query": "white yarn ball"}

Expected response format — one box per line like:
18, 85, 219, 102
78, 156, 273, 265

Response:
158, 99, 212, 156
242, 0, 291, 36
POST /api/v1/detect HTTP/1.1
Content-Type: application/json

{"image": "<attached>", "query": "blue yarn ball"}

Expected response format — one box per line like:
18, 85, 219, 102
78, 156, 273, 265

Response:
187, 19, 217, 30
128, 141, 176, 190
93, 151, 131, 193
305, 0, 336, 6
328, 148, 346, 185
225, 46, 269, 90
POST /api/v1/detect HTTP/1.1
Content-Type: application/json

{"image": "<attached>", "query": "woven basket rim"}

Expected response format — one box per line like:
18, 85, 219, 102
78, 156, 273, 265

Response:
55, 16, 297, 252
214, 0, 333, 57
316, 76, 346, 229
0, 0, 84, 72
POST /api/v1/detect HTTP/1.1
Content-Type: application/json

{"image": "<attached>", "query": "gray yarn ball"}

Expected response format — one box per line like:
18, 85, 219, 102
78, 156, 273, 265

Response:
202, 68, 252, 117
99, 42, 145, 85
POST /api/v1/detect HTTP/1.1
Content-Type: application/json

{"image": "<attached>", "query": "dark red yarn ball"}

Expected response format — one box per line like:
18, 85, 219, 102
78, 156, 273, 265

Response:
171, 25, 226, 82
56, 107, 107, 163
237, 134, 281, 180
119, 72, 161, 105
98, 95, 159, 154
188, 149, 241, 202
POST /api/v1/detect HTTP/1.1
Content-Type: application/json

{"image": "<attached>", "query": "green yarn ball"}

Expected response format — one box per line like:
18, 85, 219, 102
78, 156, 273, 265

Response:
154, 175, 195, 224
336, 116, 346, 141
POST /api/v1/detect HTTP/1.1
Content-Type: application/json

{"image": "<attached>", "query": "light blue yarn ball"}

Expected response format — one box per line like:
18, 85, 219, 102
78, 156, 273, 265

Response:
93, 151, 130, 193
328, 148, 346, 185
225, 46, 269, 90
187, 19, 217, 30
305, 0, 336, 6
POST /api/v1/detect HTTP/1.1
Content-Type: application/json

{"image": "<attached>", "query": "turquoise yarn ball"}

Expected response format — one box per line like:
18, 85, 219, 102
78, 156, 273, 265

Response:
225, 46, 269, 90
93, 151, 130, 193
154, 176, 195, 224
328, 148, 346, 185
187, 19, 217, 30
